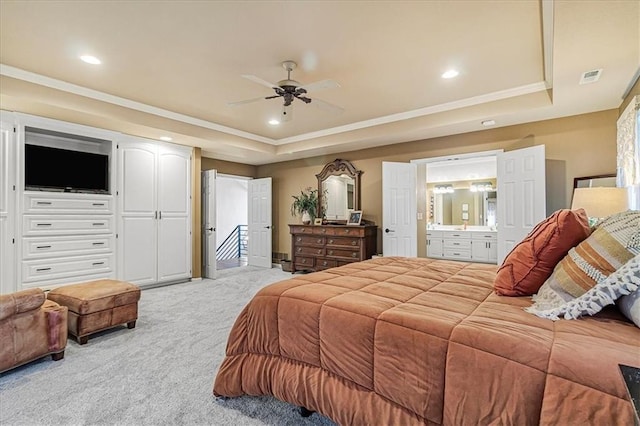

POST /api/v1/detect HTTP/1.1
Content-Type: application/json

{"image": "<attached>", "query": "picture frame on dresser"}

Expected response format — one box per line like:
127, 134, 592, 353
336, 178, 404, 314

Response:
314, 218, 323, 225
347, 211, 362, 226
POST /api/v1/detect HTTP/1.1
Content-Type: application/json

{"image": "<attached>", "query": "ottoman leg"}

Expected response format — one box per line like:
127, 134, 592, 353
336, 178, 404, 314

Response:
127, 320, 136, 329
51, 351, 65, 361
78, 335, 89, 345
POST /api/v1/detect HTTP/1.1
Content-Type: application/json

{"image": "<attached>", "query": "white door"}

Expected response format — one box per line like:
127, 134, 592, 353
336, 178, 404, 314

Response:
382, 162, 417, 257
117, 139, 158, 285
0, 119, 15, 294
497, 145, 546, 264
247, 177, 272, 268
202, 170, 217, 279
157, 144, 191, 282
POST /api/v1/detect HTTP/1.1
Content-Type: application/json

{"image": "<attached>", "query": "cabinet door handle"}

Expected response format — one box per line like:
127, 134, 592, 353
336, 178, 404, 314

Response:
36, 223, 52, 227
36, 267, 51, 272
322, 261, 328, 266
296, 237, 302, 242
328, 250, 334, 255
296, 247, 302, 252
317, 238, 322, 243
159, 211, 162, 219
92, 242, 105, 246
92, 262, 104, 266
36, 201, 52, 205
328, 239, 334, 244
92, 203, 105, 206
453, 242, 460, 246
321, 229, 326, 233
36, 245, 52, 249
317, 249, 322, 254
351, 253, 357, 258
92, 223, 105, 226
351, 241, 357, 246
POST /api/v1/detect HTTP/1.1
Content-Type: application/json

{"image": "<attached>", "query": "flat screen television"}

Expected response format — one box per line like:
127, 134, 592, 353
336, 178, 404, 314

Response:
25, 144, 109, 194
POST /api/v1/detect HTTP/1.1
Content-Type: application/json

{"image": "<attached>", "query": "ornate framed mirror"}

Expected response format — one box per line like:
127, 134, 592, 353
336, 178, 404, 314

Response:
316, 159, 362, 221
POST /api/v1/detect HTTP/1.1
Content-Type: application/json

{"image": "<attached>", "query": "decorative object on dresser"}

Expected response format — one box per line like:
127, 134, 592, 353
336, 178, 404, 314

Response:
290, 187, 320, 225
347, 210, 363, 226
289, 224, 377, 273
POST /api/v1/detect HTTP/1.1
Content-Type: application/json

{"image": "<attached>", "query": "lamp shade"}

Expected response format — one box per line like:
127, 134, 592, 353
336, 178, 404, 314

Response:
570, 187, 628, 218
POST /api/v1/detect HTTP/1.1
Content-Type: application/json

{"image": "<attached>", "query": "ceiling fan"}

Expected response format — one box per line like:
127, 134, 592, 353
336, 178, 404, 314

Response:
228, 60, 344, 118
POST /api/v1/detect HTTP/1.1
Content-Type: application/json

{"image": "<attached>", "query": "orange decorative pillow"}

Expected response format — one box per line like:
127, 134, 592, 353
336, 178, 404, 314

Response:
494, 209, 591, 296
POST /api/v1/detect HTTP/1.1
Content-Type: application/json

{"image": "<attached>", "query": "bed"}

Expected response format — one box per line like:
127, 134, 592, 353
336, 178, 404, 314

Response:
213, 257, 639, 425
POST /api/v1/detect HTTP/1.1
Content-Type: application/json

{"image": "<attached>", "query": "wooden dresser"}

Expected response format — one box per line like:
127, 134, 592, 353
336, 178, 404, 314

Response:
289, 224, 377, 273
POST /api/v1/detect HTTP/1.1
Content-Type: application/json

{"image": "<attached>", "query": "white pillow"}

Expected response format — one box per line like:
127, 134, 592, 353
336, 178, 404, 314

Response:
618, 288, 640, 327
525, 255, 640, 320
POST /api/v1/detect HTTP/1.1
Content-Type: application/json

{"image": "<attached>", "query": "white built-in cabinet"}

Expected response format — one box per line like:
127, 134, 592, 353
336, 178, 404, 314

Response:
117, 137, 191, 286
0, 111, 193, 294
426, 230, 497, 264
0, 116, 15, 294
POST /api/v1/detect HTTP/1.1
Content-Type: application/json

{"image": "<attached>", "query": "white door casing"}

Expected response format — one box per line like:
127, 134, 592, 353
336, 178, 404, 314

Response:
248, 177, 272, 268
0, 119, 15, 294
202, 169, 217, 279
157, 144, 191, 282
382, 161, 417, 257
497, 145, 546, 264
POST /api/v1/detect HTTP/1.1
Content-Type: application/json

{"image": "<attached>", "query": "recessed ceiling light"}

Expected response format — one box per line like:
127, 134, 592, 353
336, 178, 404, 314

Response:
160, 136, 172, 141
80, 55, 101, 65
268, 119, 280, 125
441, 69, 459, 79
482, 119, 496, 127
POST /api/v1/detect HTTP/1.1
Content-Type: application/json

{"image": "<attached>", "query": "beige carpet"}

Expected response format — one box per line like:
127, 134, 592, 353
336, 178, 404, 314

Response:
0, 266, 336, 426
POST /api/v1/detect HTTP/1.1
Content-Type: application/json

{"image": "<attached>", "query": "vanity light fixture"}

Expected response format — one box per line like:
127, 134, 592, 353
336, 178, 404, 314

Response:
160, 136, 172, 142
441, 69, 459, 79
433, 184, 455, 194
80, 55, 101, 65
470, 182, 494, 192
268, 119, 280, 125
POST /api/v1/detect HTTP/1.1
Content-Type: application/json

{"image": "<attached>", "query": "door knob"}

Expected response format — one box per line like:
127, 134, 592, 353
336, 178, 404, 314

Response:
264, 225, 271, 229
206, 227, 215, 231
385, 228, 395, 233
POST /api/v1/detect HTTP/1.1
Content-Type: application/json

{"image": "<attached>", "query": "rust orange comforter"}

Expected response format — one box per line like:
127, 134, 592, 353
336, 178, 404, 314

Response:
213, 257, 639, 425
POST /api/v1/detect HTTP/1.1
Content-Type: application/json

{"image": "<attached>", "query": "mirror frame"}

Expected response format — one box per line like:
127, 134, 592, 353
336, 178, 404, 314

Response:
316, 159, 362, 220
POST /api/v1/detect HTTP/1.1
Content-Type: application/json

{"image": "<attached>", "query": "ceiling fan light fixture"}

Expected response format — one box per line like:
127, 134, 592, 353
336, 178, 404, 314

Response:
441, 69, 459, 79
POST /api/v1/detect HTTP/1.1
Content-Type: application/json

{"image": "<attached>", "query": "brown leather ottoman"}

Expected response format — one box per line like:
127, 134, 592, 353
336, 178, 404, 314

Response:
47, 279, 140, 345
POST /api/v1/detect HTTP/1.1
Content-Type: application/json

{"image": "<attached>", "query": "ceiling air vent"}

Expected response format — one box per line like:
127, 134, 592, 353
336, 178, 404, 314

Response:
579, 69, 602, 85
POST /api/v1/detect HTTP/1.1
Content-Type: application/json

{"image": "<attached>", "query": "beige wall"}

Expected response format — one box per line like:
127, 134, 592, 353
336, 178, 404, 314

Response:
201, 157, 257, 177
256, 109, 618, 259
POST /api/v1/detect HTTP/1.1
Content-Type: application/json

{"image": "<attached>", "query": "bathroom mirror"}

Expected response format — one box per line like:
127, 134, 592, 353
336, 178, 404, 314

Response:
429, 180, 497, 227
316, 159, 362, 221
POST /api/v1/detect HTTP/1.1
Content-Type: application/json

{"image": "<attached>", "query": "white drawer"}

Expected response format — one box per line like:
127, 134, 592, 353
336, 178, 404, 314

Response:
23, 215, 113, 236
24, 193, 113, 214
444, 239, 471, 249
442, 231, 471, 240
22, 235, 113, 259
471, 232, 497, 241
22, 254, 113, 284
426, 230, 443, 237
443, 249, 471, 260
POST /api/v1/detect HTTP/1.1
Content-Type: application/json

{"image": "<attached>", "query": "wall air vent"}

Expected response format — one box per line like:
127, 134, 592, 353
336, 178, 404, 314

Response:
579, 69, 602, 85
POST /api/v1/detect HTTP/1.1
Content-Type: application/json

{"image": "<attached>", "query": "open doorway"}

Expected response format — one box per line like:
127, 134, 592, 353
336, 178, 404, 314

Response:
216, 174, 249, 270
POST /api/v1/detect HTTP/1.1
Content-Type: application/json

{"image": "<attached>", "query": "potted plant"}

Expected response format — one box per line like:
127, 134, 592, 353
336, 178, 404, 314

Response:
291, 187, 319, 224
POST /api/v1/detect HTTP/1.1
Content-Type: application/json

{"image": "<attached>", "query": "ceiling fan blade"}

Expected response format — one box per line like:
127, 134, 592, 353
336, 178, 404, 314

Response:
308, 97, 344, 114
227, 96, 268, 107
241, 74, 280, 90
298, 79, 340, 92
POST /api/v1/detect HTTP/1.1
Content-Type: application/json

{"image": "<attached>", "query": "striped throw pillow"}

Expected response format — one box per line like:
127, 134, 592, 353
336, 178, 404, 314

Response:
528, 210, 640, 312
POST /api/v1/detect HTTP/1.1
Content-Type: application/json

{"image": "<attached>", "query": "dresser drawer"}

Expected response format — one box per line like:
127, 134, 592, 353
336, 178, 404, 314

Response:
326, 248, 360, 260
315, 258, 338, 270
326, 236, 361, 248
22, 254, 113, 284
294, 235, 325, 246
294, 256, 315, 269
290, 226, 314, 234
24, 193, 112, 214
23, 215, 113, 236
295, 246, 325, 256
22, 235, 113, 259
443, 239, 471, 249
